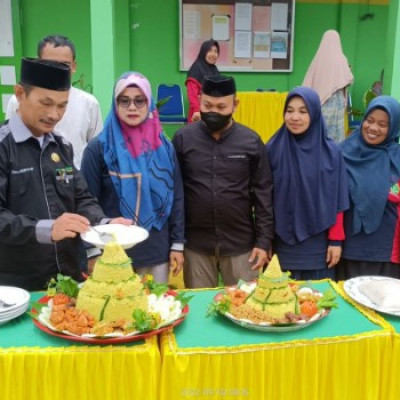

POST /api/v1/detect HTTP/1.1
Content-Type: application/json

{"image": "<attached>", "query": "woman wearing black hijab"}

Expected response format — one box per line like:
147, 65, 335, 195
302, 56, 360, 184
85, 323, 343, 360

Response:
186, 39, 220, 122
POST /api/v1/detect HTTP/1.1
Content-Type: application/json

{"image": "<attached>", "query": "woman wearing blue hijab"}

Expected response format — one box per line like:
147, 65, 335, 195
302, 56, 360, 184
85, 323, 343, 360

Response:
337, 96, 400, 280
266, 87, 349, 280
81, 72, 185, 283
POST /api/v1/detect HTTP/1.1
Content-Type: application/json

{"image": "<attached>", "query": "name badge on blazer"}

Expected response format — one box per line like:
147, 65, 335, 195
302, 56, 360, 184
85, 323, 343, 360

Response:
56, 166, 74, 184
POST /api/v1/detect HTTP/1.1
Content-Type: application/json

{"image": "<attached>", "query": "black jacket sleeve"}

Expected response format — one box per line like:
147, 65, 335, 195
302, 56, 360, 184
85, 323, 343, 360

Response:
251, 140, 274, 251
168, 149, 185, 246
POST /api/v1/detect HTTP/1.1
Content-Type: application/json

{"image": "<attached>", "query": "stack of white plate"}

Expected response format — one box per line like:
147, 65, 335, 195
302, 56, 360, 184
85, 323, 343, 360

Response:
0, 286, 30, 325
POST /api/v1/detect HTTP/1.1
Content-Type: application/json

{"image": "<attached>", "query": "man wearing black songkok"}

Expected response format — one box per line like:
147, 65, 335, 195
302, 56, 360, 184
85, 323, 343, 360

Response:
0, 58, 129, 290
6, 35, 103, 169
173, 75, 274, 288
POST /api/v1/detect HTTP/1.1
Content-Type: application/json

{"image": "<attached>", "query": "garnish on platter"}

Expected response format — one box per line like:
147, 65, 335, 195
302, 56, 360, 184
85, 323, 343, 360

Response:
30, 242, 190, 343
206, 255, 337, 332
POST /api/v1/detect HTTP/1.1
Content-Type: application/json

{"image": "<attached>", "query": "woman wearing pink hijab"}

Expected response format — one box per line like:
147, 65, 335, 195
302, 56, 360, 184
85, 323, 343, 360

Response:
81, 72, 185, 283
303, 30, 354, 142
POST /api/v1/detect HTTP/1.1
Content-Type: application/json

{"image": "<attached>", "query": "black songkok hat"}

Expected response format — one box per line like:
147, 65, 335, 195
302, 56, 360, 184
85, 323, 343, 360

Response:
20, 57, 71, 91
202, 75, 236, 97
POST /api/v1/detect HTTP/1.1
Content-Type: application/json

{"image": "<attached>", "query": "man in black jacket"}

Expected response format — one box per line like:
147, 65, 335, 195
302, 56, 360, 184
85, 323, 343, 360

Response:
0, 58, 128, 290
173, 75, 274, 288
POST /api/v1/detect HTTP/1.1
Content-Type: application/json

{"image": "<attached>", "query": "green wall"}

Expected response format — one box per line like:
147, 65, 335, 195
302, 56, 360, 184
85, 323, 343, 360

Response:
19, 0, 93, 91
5, 0, 389, 128
386, 0, 400, 97
129, 1, 388, 116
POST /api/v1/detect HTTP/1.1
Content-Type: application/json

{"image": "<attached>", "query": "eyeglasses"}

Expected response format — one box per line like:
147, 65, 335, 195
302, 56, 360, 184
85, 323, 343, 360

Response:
117, 96, 147, 109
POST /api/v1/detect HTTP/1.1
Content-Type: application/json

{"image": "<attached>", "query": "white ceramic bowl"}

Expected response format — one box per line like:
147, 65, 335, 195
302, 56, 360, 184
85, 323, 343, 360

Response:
81, 224, 149, 249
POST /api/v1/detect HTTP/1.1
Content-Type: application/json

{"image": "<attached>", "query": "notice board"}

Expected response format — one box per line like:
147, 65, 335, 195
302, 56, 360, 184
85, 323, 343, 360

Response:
180, 0, 295, 72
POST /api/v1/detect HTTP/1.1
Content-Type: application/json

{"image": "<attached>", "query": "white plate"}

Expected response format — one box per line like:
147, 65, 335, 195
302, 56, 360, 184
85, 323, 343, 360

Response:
81, 224, 149, 249
0, 285, 30, 325
36, 293, 185, 338
222, 309, 328, 332
0, 304, 30, 319
0, 303, 30, 324
0, 286, 30, 314
216, 283, 330, 332
343, 276, 400, 317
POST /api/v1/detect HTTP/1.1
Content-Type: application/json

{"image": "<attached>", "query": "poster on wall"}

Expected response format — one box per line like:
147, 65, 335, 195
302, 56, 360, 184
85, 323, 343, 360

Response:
234, 3, 252, 31
271, 3, 288, 31
253, 32, 270, 59
0, 66, 16, 85
183, 10, 201, 39
0, 0, 14, 57
271, 32, 288, 59
212, 15, 230, 41
234, 31, 252, 58
180, 0, 295, 72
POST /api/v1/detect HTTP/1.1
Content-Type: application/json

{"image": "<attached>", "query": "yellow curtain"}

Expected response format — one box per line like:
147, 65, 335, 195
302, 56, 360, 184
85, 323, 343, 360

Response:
234, 91, 288, 143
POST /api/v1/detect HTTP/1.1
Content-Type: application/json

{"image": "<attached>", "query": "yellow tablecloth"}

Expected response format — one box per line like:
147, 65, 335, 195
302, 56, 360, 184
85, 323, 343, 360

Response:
159, 281, 393, 400
389, 333, 400, 399
0, 293, 161, 400
234, 91, 288, 143
337, 281, 400, 400
0, 339, 160, 400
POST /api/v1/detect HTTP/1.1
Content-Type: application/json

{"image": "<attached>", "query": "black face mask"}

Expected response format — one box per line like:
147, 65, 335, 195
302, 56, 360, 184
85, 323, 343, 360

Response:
200, 111, 232, 132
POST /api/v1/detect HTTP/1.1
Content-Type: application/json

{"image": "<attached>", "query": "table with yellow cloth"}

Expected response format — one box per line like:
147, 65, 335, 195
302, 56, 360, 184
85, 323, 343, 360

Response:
0, 292, 160, 400
338, 282, 400, 400
234, 91, 288, 143
159, 280, 393, 400
377, 313, 400, 400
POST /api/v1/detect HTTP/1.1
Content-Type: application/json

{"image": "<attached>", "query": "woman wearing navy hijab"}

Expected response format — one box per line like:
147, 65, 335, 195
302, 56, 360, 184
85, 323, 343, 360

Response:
337, 96, 400, 280
266, 87, 349, 280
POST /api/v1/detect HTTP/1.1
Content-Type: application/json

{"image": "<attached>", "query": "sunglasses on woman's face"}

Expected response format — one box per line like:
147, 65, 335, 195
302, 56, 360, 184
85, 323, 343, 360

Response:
117, 96, 147, 109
